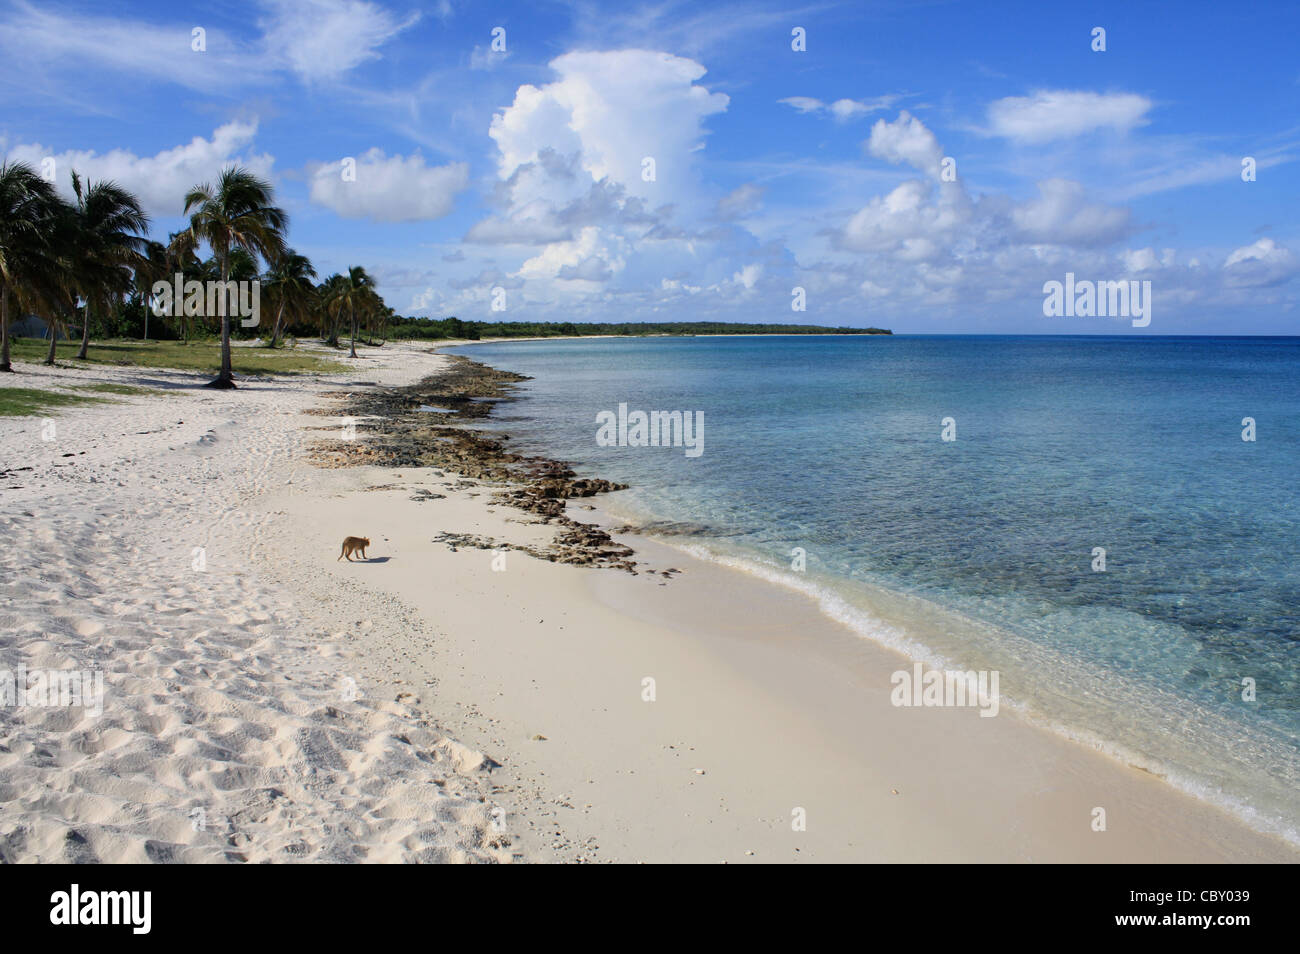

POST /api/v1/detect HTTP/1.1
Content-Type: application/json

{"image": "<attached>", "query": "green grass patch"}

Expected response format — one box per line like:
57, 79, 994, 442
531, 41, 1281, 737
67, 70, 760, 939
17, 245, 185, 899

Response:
71, 383, 166, 395
0, 387, 111, 417
8, 338, 346, 375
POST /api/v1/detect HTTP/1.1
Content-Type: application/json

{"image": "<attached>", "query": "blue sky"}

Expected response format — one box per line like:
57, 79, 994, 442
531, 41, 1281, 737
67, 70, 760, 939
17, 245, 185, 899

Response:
2, 0, 1297, 333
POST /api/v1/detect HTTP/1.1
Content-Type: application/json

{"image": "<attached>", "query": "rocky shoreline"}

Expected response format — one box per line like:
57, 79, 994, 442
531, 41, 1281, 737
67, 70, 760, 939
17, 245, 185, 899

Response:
307, 351, 640, 571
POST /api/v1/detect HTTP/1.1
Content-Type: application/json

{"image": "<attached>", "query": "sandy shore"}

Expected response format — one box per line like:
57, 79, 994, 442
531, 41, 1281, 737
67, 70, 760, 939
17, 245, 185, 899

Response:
3, 340, 1295, 863
0, 343, 514, 862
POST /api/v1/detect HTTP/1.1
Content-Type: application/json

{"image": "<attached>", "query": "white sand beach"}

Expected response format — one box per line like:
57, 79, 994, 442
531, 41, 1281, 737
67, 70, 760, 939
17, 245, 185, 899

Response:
2, 341, 1295, 863
0, 344, 513, 863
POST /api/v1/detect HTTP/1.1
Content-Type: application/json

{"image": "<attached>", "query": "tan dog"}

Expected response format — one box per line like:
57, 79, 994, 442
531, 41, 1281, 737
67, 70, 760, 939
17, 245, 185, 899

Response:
338, 536, 370, 562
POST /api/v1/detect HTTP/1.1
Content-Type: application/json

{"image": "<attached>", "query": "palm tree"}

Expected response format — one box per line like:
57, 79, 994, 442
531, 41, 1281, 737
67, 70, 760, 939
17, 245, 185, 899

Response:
374, 304, 397, 345
317, 274, 345, 346
225, 246, 260, 282
0, 161, 65, 372
164, 230, 201, 343
43, 200, 84, 365
183, 167, 287, 387
68, 171, 150, 360
264, 249, 317, 348
135, 239, 169, 340
326, 265, 377, 358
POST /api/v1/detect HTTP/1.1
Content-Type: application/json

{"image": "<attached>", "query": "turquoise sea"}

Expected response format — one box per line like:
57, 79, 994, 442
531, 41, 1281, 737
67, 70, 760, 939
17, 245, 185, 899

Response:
458, 335, 1300, 843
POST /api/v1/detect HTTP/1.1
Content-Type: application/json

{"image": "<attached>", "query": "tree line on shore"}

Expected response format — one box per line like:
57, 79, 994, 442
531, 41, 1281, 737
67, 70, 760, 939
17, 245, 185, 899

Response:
1, 159, 891, 386
388, 318, 891, 339
0, 161, 389, 387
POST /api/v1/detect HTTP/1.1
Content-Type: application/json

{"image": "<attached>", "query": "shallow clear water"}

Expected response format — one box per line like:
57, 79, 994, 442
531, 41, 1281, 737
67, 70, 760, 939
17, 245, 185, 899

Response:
458, 335, 1300, 842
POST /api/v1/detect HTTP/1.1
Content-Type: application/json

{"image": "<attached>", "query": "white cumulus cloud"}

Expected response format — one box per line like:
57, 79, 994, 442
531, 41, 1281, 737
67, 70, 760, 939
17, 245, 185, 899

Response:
1223, 238, 1299, 287
1010, 179, 1131, 247
5, 121, 274, 218
987, 90, 1153, 143
731, 263, 762, 289
867, 110, 944, 178
308, 148, 469, 222
488, 50, 729, 212
834, 111, 1146, 308
458, 49, 762, 310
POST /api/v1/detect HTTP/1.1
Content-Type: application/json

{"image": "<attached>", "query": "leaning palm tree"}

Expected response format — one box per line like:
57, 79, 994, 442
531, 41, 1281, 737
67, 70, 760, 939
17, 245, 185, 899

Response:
68, 171, 150, 359
326, 265, 378, 358
0, 161, 65, 372
263, 249, 317, 348
183, 167, 287, 387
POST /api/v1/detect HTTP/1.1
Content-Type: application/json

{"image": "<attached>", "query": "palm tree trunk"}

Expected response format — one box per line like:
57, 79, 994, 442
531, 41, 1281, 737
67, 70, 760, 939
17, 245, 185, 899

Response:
76, 301, 91, 359
349, 301, 358, 358
208, 258, 236, 388
0, 289, 11, 373
44, 316, 58, 364
269, 298, 285, 348
215, 310, 234, 385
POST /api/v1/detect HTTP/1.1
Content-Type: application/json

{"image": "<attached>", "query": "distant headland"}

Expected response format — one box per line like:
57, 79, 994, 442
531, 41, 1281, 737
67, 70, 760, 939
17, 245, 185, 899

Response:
389, 318, 892, 340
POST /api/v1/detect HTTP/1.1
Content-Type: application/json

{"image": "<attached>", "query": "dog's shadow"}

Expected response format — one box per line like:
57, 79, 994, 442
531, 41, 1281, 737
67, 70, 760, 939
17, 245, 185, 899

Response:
362, 556, 392, 563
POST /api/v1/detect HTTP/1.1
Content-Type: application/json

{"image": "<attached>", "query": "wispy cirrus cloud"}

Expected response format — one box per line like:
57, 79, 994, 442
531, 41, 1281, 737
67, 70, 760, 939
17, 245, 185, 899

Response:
560, 0, 831, 59
257, 0, 420, 83
0, 0, 417, 97
0, 0, 270, 94
1101, 141, 1299, 202
714, 183, 766, 220
779, 94, 903, 122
